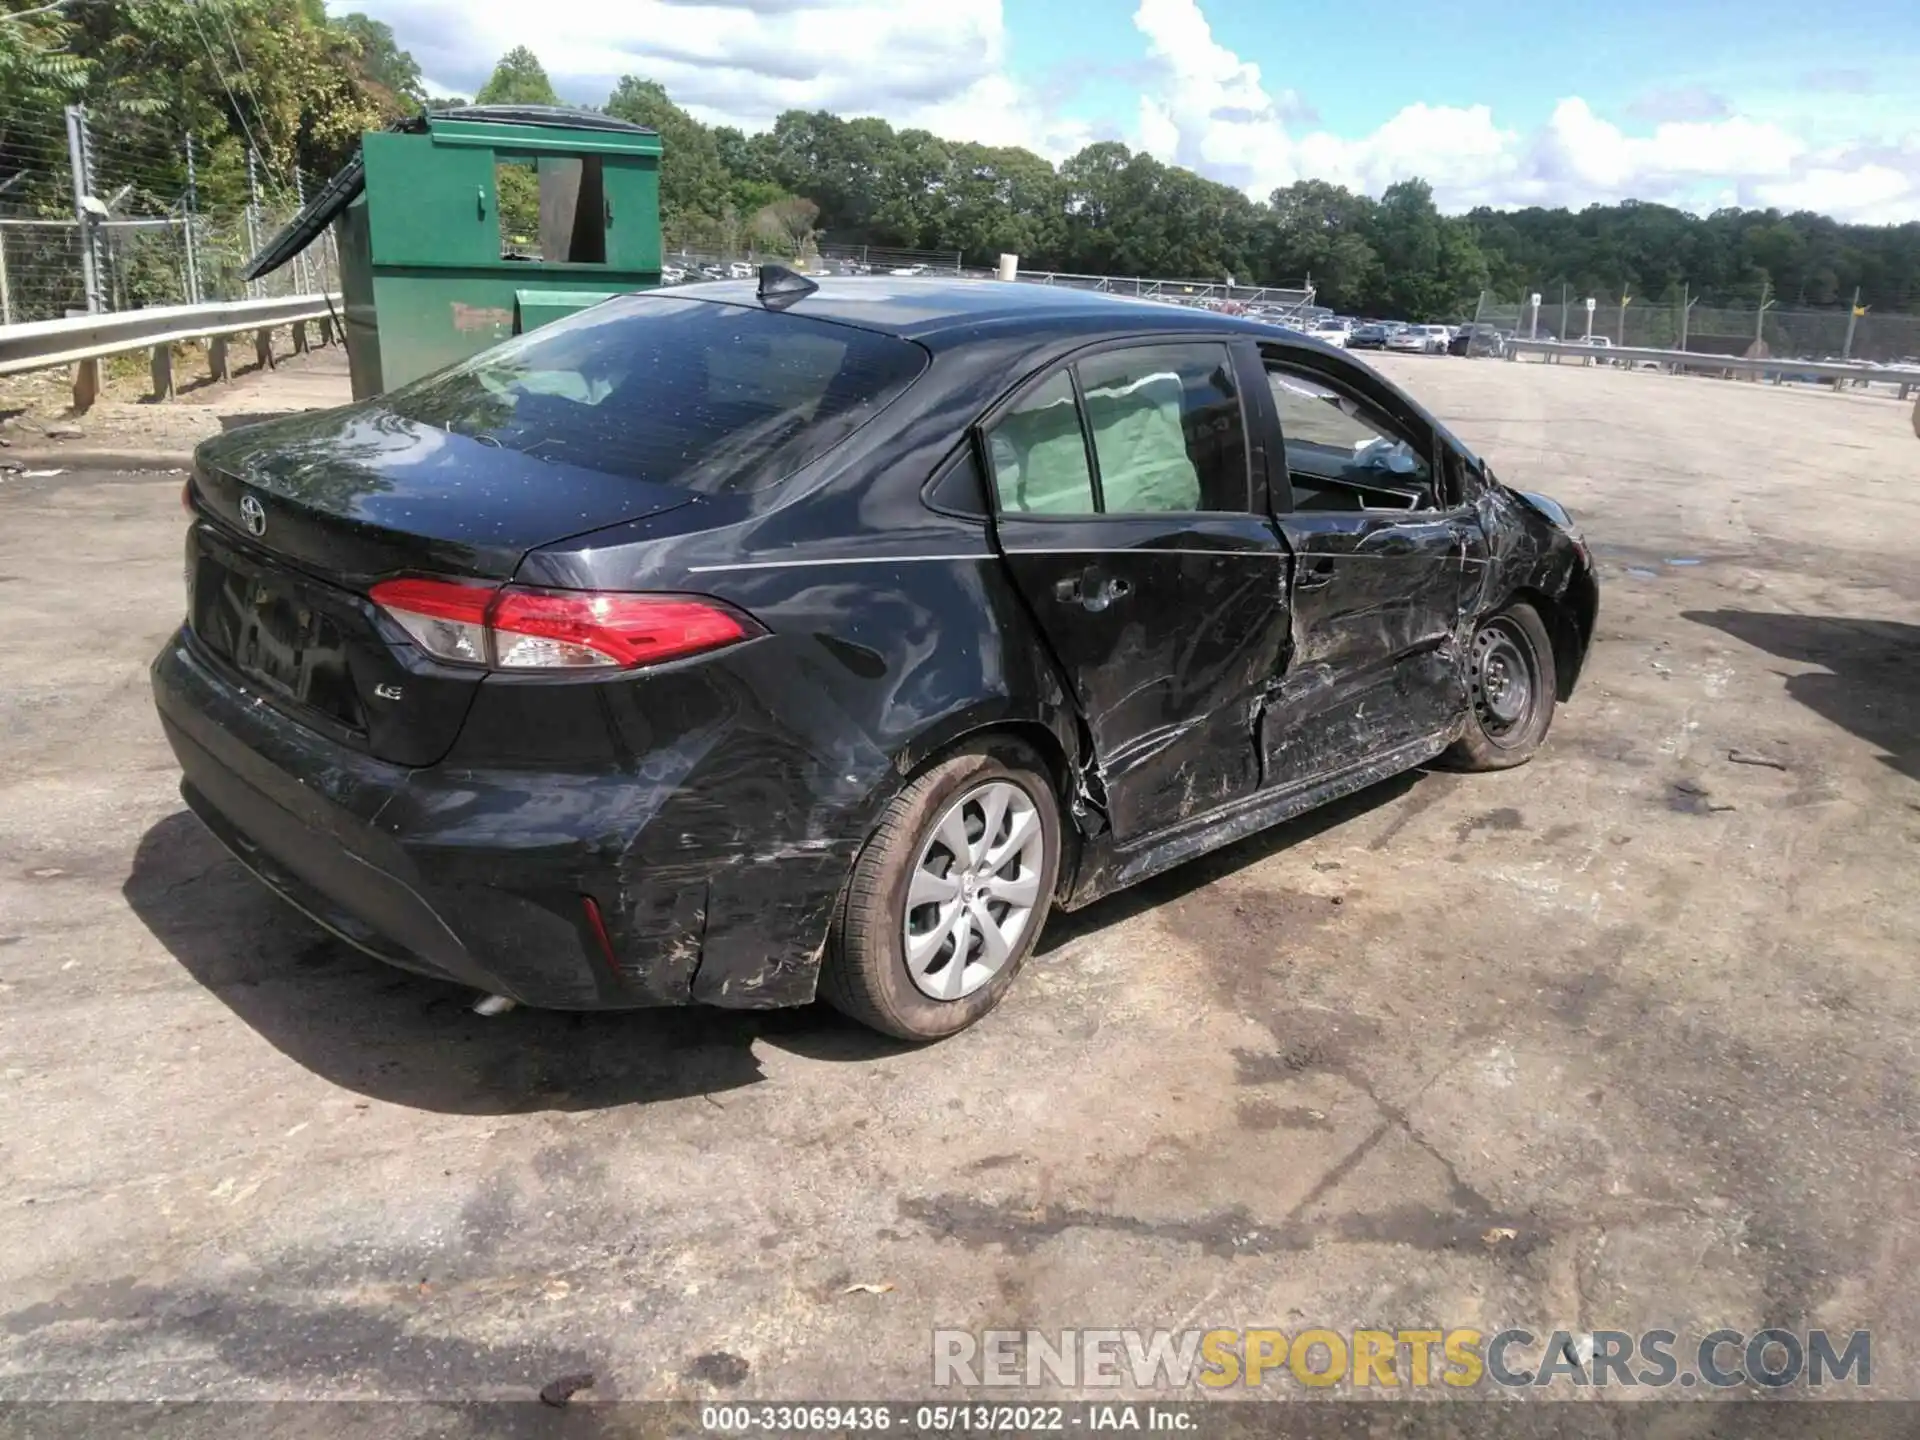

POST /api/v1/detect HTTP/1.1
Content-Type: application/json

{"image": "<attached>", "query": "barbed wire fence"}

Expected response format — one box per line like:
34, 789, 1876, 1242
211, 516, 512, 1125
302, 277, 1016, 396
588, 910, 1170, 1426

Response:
0, 103, 337, 327
1471, 287, 1920, 365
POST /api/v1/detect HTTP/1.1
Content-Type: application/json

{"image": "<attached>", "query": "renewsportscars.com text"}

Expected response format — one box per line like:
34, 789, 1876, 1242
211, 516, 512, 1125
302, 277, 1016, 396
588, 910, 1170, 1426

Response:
931, 1327, 1871, 1391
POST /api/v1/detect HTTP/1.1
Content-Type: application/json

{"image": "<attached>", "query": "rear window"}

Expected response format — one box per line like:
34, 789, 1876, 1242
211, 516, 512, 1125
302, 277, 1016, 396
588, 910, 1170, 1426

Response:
379, 294, 927, 493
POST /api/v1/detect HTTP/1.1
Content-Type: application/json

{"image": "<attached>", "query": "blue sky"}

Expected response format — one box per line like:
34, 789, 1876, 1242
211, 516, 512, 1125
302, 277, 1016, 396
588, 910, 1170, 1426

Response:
1020, 0, 1910, 145
336, 0, 1920, 222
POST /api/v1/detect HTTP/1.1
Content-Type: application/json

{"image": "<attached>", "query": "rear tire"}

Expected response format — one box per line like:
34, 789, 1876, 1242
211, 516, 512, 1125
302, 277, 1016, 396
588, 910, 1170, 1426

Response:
820, 739, 1062, 1041
1442, 601, 1558, 771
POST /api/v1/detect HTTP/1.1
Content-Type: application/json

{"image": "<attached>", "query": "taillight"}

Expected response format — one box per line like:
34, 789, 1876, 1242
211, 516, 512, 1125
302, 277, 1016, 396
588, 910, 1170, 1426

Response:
369, 577, 761, 672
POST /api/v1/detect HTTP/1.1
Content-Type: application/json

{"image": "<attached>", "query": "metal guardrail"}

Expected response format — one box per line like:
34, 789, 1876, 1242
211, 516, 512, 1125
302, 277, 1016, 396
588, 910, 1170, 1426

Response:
1506, 338, 1920, 398
0, 292, 342, 411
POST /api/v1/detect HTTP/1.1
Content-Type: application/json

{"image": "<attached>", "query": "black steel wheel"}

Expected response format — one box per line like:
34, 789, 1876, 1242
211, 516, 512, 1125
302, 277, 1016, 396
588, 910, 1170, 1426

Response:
1442, 601, 1558, 771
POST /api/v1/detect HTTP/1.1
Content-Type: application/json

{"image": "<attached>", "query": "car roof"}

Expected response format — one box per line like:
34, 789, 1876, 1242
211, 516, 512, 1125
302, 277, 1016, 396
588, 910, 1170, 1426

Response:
657, 275, 1337, 353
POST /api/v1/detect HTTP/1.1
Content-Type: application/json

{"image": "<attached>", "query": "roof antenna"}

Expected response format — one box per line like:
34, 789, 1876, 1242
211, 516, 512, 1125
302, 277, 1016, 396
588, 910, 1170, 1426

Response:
757, 263, 818, 309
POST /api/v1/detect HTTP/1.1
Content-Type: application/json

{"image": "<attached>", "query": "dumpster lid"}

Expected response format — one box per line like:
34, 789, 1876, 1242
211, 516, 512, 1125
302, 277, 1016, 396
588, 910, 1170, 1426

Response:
243, 153, 365, 281
245, 107, 655, 281
429, 105, 656, 136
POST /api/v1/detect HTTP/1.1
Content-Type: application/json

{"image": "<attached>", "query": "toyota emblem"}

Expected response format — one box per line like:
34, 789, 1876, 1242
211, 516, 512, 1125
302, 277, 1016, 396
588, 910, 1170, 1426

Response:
238, 493, 267, 538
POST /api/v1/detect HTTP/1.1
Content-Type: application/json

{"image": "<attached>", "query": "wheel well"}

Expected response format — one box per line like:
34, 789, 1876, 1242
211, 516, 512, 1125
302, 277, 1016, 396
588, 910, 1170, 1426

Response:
908, 719, 1077, 811
1506, 585, 1586, 701
902, 719, 1085, 897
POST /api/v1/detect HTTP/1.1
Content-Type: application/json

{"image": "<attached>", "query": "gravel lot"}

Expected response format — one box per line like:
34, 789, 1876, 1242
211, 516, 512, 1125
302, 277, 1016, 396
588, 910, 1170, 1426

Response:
2, 354, 1916, 1406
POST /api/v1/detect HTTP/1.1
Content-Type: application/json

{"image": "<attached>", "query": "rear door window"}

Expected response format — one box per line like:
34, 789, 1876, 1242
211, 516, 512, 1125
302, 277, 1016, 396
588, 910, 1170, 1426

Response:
982, 342, 1251, 518
381, 295, 927, 494
985, 371, 1098, 515
1076, 344, 1248, 513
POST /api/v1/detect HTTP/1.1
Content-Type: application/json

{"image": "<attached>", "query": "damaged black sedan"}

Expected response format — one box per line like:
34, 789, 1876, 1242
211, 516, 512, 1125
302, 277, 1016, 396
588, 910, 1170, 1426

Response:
152, 274, 1597, 1040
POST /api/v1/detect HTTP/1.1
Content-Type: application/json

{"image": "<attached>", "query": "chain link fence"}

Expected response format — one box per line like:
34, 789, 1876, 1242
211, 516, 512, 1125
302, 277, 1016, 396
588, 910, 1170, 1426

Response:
1471, 289, 1920, 365
1, 104, 335, 327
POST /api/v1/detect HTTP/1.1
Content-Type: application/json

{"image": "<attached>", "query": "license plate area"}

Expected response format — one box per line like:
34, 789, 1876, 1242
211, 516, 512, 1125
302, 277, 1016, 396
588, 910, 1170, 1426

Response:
191, 535, 367, 734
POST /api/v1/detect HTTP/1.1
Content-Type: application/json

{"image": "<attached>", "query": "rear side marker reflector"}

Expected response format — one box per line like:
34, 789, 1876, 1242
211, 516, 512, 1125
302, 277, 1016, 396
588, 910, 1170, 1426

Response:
369, 578, 761, 671
581, 896, 619, 974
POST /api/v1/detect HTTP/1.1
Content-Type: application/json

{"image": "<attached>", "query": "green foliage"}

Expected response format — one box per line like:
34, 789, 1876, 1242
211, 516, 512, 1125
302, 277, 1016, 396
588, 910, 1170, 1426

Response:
611, 77, 1920, 320
1463, 201, 1920, 314
336, 14, 424, 110
749, 194, 818, 255
474, 46, 557, 107
605, 76, 731, 247
3, 0, 405, 221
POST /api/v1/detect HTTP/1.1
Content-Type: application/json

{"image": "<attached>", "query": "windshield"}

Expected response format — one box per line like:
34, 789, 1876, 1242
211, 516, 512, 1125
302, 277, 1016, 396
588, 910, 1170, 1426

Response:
379, 294, 927, 494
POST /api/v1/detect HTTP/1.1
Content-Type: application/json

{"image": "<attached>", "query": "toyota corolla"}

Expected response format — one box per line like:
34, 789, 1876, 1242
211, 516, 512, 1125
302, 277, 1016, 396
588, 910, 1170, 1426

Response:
152, 272, 1597, 1040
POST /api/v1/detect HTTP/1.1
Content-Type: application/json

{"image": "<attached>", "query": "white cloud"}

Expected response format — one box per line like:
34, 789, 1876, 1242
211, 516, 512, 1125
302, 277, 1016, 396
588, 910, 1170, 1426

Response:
1124, 0, 1916, 221
330, 0, 1093, 155
1753, 153, 1920, 224
335, 0, 1920, 223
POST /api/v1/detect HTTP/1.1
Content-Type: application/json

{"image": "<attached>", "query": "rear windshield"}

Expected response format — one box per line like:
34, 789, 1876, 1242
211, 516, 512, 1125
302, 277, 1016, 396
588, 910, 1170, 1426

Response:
379, 294, 927, 493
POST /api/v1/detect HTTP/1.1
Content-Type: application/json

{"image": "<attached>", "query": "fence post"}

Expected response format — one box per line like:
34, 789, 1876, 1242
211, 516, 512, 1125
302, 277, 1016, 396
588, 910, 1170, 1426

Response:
183, 132, 202, 305
254, 327, 274, 370
150, 343, 174, 401
293, 169, 310, 295
71, 357, 101, 411
64, 105, 103, 314
1679, 284, 1690, 352
1842, 286, 1861, 360
245, 148, 261, 300
0, 228, 11, 327
65, 102, 108, 411
209, 336, 230, 383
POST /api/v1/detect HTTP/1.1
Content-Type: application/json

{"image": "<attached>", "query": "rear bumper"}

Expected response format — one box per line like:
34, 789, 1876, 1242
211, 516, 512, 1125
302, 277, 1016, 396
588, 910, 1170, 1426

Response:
151, 628, 859, 1010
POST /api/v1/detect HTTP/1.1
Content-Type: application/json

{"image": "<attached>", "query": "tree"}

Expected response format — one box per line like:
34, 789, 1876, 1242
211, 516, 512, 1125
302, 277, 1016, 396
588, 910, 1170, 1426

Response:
1, 1, 90, 214
750, 195, 819, 255
336, 14, 424, 109
56, 0, 393, 208
474, 46, 557, 107
605, 76, 731, 246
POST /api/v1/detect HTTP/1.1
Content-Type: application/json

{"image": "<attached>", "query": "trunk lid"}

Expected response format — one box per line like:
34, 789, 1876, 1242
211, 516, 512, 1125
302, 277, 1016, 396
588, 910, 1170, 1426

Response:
186, 406, 698, 766
194, 405, 696, 583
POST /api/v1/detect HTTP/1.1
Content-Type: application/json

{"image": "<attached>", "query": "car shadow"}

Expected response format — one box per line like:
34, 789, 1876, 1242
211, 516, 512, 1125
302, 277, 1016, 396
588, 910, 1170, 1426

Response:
1683, 610, 1920, 782
1036, 768, 1426, 953
123, 812, 905, 1117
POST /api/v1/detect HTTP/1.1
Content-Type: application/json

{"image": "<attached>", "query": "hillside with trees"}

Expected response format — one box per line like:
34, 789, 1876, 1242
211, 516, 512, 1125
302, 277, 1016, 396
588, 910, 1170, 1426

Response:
3, 12, 1917, 320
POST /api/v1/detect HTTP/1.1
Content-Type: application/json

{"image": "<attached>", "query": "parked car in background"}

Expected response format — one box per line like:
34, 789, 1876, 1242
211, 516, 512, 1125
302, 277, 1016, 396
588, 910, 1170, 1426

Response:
890, 263, 930, 277
726, 261, 754, 280
661, 266, 687, 285
1449, 324, 1508, 358
1348, 323, 1392, 350
1310, 318, 1351, 349
1387, 324, 1450, 354
155, 273, 1595, 1041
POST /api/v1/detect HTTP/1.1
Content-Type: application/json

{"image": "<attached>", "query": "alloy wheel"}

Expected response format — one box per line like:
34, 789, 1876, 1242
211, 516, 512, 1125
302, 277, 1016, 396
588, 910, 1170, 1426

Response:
903, 780, 1046, 1001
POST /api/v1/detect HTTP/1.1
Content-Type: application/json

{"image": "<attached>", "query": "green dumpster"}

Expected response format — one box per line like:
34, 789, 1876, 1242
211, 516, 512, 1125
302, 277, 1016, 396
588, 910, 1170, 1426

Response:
245, 105, 663, 400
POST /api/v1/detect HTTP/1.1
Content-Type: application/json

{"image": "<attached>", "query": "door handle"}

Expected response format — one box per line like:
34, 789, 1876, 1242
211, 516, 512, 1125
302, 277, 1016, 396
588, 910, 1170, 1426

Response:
1054, 572, 1132, 612
1295, 558, 1335, 591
